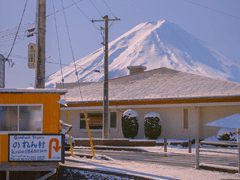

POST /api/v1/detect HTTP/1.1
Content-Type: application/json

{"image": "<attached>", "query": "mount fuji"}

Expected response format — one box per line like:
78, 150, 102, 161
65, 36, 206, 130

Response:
45, 20, 240, 88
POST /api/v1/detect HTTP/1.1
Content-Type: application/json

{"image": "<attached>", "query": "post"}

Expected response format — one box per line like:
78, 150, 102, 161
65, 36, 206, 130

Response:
103, 15, 109, 139
195, 139, 199, 169
35, 0, 46, 88
91, 16, 120, 139
188, 137, 191, 153
66, 111, 73, 156
6, 171, 9, 180
84, 113, 95, 158
164, 138, 167, 152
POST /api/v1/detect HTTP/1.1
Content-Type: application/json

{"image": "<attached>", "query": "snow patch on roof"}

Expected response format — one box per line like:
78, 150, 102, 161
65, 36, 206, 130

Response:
64, 68, 240, 102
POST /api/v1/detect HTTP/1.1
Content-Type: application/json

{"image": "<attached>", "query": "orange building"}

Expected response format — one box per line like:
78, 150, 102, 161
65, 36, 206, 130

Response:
0, 88, 66, 179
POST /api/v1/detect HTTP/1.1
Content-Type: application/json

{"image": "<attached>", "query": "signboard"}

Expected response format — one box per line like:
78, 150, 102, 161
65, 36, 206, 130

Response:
28, 43, 37, 69
8, 134, 64, 163
88, 117, 102, 128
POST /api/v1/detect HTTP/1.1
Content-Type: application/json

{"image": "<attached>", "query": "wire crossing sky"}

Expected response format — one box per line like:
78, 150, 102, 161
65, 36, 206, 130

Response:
0, 0, 240, 88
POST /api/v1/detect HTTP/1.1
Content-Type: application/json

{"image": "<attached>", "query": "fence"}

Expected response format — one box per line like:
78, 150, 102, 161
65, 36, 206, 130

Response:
195, 139, 240, 173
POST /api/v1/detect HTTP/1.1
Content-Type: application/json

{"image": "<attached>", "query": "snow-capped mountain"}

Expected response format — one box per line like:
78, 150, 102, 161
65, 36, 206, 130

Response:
46, 20, 240, 88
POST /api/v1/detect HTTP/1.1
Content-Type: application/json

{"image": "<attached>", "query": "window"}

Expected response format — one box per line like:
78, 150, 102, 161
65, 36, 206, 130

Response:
110, 112, 117, 129
79, 111, 117, 130
80, 112, 103, 130
183, 109, 189, 130
0, 105, 42, 132
79, 113, 86, 129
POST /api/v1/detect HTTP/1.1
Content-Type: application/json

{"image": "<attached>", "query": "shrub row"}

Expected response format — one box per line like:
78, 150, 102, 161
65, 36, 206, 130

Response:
122, 110, 162, 139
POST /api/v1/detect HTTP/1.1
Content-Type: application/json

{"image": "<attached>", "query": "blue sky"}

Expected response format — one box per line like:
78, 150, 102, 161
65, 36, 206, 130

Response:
0, 0, 240, 88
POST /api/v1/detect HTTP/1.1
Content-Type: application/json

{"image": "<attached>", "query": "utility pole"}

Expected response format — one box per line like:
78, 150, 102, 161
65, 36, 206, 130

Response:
92, 15, 120, 139
35, 0, 46, 88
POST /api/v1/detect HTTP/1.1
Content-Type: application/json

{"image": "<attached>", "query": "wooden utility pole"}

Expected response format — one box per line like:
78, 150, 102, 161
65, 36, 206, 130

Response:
35, 0, 46, 88
92, 15, 120, 139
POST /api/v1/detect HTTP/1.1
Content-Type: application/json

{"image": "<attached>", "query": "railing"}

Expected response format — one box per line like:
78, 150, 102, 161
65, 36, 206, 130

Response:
195, 139, 240, 173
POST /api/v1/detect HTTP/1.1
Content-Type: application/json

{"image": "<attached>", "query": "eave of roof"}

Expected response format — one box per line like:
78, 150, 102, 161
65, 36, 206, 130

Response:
61, 95, 240, 108
0, 88, 67, 95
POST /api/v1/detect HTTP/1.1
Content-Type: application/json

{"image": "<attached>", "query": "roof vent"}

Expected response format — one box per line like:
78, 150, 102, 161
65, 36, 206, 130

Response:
127, 65, 147, 75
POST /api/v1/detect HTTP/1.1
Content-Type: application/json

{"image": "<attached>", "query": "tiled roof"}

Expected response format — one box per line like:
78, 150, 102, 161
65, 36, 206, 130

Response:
64, 67, 240, 102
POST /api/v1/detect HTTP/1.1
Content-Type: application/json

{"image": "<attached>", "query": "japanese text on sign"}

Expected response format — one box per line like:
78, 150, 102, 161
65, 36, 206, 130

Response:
9, 134, 63, 162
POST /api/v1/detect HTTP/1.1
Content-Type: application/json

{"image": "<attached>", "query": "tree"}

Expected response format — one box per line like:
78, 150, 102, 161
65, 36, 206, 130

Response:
217, 127, 236, 141
122, 109, 139, 139
144, 112, 162, 139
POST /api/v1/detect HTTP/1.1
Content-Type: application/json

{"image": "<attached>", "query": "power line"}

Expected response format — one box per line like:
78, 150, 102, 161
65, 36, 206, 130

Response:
6, 0, 28, 61
0, 32, 24, 40
102, 0, 116, 18
183, 0, 240, 20
71, 0, 102, 30
72, 0, 91, 21
0, 0, 84, 35
60, 0, 84, 101
0, 21, 35, 34
0, 38, 26, 47
52, 0, 64, 83
60, 0, 77, 72
0, 50, 104, 70
90, 0, 103, 18
46, 0, 85, 18
102, 0, 118, 30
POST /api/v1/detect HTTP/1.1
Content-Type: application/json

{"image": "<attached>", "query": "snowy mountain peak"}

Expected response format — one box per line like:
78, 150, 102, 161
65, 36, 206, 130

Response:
46, 19, 240, 88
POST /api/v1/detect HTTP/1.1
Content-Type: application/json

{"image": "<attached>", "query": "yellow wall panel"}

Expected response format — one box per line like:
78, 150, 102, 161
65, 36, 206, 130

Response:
0, 92, 63, 163
0, 94, 11, 104
0, 93, 61, 134
42, 94, 52, 133
0, 134, 8, 162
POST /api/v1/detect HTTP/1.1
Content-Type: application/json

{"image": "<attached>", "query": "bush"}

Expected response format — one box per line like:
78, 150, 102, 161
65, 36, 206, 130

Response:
217, 127, 236, 141
122, 110, 139, 139
144, 112, 162, 139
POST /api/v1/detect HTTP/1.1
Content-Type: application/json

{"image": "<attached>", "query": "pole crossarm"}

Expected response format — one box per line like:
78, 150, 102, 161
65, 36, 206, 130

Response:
91, 18, 120, 23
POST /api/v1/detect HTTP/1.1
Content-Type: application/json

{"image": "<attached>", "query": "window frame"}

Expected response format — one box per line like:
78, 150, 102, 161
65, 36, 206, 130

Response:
110, 111, 118, 130
79, 112, 103, 132
79, 111, 118, 131
182, 108, 190, 131
0, 104, 43, 134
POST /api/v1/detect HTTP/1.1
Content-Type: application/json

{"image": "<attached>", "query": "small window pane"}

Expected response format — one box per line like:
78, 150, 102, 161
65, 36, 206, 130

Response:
19, 106, 41, 131
80, 120, 86, 129
110, 112, 117, 128
88, 113, 102, 129
80, 112, 103, 130
183, 109, 188, 130
0, 106, 17, 131
80, 113, 85, 119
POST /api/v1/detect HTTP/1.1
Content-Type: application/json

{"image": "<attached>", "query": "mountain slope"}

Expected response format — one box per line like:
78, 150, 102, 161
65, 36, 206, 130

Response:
46, 20, 240, 88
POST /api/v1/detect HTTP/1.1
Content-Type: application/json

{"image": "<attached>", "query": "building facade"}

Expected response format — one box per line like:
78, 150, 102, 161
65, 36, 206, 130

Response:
59, 67, 240, 140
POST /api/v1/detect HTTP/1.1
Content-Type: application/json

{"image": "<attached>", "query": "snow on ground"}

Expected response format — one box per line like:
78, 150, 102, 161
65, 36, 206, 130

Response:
67, 136, 240, 180
65, 152, 239, 180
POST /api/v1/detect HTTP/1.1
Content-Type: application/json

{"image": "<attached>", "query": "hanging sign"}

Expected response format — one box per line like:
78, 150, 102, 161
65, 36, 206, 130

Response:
8, 134, 64, 163
28, 43, 38, 69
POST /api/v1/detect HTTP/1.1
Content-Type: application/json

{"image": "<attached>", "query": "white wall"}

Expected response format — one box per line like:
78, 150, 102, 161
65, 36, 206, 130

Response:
60, 104, 240, 140
200, 105, 240, 139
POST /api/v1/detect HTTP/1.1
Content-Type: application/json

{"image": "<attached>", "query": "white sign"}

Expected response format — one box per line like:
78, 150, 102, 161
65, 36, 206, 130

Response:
28, 43, 37, 69
9, 134, 64, 162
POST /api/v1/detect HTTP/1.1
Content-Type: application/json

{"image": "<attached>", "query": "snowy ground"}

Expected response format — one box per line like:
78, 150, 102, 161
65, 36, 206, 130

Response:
62, 136, 240, 180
